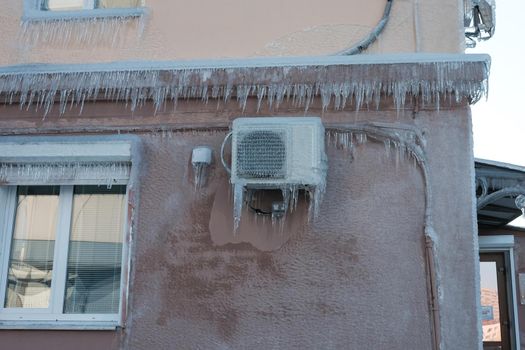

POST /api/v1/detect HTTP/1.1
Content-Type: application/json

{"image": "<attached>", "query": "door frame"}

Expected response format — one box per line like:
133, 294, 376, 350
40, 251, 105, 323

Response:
479, 235, 520, 350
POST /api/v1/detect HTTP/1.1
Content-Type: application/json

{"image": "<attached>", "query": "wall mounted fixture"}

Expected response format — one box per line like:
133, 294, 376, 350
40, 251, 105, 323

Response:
191, 146, 212, 189
221, 117, 327, 230
464, 0, 496, 47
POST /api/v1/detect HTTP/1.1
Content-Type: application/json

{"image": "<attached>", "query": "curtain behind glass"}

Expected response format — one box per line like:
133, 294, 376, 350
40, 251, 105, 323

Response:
98, 0, 141, 8
64, 185, 126, 314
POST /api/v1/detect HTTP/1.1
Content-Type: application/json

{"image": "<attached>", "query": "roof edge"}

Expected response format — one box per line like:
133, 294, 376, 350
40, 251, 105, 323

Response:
0, 53, 491, 74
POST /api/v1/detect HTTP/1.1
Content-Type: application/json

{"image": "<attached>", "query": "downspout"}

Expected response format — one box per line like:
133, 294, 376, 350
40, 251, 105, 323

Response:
420, 165, 442, 350
334, 0, 393, 55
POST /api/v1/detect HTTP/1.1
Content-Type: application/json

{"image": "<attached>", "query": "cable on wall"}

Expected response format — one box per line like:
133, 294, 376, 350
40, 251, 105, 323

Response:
334, 0, 393, 55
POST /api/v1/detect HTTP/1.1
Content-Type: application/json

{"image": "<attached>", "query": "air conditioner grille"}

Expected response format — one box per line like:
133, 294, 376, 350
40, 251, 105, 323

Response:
236, 130, 286, 179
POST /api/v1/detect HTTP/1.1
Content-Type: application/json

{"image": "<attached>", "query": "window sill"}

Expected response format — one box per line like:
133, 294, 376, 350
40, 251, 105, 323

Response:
0, 320, 121, 330
22, 7, 146, 22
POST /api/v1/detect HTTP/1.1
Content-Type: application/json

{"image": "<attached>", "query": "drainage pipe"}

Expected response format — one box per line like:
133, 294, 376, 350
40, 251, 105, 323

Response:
326, 123, 441, 350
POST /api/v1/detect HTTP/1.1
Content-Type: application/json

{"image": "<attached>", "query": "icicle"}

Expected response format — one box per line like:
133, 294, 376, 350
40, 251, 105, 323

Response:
191, 146, 212, 191
0, 162, 130, 185
485, 177, 525, 190
232, 183, 244, 233
192, 163, 207, 190
0, 56, 490, 117
20, 14, 146, 48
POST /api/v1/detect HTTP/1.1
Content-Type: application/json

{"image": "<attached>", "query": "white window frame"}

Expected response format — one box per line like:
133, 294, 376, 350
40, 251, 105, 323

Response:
0, 140, 133, 330
23, 0, 146, 22
479, 235, 521, 350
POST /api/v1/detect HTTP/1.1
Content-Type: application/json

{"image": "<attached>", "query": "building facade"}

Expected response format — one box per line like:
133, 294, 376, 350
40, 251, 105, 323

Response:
0, 1, 503, 349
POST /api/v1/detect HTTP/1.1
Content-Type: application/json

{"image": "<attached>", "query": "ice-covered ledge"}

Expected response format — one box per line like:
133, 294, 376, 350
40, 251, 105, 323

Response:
22, 7, 146, 22
0, 54, 490, 116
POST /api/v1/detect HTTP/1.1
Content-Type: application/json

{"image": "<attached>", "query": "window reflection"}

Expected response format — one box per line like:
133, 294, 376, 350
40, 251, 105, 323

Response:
44, 0, 142, 11
480, 261, 501, 342
5, 186, 60, 309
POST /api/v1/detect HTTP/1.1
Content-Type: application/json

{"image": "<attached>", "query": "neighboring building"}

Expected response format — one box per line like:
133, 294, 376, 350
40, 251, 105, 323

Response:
476, 159, 525, 350
0, 1, 514, 350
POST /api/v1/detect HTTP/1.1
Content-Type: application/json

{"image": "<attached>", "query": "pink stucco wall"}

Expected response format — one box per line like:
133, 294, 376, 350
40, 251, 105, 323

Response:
0, 96, 479, 349
0, 0, 464, 65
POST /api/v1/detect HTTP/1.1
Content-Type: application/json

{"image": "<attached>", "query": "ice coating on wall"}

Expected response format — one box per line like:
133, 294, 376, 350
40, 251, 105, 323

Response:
516, 195, 525, 216
229, 123, 441, 346
0, 162, 130, 186
325, 123, 443, 349
192, 162, 207, 190
0, 54, 490, 117
232, 178, 327, 233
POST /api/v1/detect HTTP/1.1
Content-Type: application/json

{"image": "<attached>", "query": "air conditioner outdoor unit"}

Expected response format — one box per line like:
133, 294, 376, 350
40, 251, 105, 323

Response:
226, 117, 327, 229
221, 117, 327, 230
230, 117, 326, 189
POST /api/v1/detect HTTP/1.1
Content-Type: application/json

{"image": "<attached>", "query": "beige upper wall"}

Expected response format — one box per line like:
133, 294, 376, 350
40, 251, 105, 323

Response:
0, 0, 464, 65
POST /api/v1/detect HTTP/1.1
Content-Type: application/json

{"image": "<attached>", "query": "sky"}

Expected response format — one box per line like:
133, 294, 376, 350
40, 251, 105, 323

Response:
480, 261, 498, 290
467, 0, 525, 227
469, 0, 525, 167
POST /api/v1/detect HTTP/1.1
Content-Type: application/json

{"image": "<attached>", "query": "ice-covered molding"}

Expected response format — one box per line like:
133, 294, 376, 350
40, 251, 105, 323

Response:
325, 122, 442, 349
0, 54, 490, 117
516, 195, 525, 213
0, 138, 133, 186
475, 159, 525, 210
476, 176, 525, 193
477, 186, 525, 211
0, 162, 130, 186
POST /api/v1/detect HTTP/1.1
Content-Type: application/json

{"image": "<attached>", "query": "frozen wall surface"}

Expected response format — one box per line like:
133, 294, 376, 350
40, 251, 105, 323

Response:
0, 92, 480, 349
0, 0, 464, 65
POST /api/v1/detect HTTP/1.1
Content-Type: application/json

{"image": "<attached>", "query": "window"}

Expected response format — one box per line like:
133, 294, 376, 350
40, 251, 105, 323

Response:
23, 0, 146, 21
44, 0, 143, 11
0, 140, 133, 329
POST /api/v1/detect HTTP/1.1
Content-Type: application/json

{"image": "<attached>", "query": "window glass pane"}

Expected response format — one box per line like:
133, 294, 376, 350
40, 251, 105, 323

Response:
5, 186, 60, 309
44, 0, 140, 10
98, 0, 141, 8
45, 0, 95, 11
480, 261, 502, 342
64, 185, 126, 314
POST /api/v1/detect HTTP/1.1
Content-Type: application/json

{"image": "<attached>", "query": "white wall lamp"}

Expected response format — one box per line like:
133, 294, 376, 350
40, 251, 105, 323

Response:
191, 146, 213, 189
